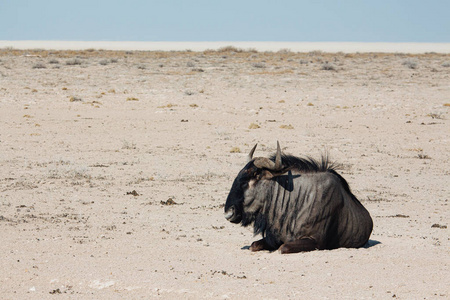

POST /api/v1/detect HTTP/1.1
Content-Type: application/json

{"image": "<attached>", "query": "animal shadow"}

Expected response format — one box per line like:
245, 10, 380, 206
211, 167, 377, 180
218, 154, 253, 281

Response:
274, 171, 301, 192
364, 239, 381, 248
241, 239, 381, 251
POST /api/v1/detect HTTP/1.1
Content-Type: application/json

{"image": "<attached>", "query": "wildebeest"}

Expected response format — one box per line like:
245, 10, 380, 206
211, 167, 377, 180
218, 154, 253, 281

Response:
224, 142, 373, 254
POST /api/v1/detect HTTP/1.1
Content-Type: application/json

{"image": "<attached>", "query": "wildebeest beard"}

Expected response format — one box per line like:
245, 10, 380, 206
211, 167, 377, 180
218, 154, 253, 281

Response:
240, 210, 271, 241
240, 210, 257, 227
246, 211, 283, 250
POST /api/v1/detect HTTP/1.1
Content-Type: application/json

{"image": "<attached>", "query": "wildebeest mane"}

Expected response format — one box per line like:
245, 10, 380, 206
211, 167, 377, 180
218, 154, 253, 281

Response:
269, 153, 338, 173
269, 153, 353, 194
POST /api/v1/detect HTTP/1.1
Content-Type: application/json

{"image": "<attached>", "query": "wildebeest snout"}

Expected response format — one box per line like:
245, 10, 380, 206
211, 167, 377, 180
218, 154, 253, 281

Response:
224, 206, 241, 223
224, 206, 234, 220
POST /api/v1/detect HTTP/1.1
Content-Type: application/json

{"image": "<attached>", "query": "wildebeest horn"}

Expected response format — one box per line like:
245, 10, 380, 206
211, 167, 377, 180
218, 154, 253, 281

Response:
248, 144, 258, 162
253, 141, 283, 171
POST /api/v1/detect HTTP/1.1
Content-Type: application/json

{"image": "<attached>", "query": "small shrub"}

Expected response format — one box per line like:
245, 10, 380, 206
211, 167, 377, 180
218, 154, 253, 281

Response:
32, 63, 46, 69
66, 58, 82, 66
277, 48, 291, 54
122, 140, 136, 150
48, 165, 91, 180
48, 59, 59, 64
309, 50, 323, 56
442, 61, 450, 68
217, 46, 242, 53
427, 113, 444, 119
402, 59, 418, 69
321, 63, 336, 71
252, 62, 265, 68
99, 59, 109, 66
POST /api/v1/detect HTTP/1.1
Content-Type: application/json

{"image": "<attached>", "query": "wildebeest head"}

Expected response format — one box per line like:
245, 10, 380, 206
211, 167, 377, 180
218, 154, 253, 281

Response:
224, 142, 283, 226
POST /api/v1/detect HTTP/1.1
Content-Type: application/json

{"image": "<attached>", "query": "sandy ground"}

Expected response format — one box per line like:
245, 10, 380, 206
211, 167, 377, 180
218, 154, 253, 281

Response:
0, 48, 449, 299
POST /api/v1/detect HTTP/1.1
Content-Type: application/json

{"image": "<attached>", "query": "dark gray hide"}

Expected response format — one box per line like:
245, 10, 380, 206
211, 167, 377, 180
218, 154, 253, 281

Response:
224, 142, 373, 254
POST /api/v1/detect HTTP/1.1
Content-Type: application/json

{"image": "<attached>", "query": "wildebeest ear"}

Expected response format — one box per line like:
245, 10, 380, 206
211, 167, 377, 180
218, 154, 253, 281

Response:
262, 169, 283, 180
260, 169, 275, 180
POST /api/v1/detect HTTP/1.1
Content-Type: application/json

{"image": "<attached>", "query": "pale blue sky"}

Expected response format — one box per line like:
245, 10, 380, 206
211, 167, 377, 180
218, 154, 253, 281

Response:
1, 0, 449, 42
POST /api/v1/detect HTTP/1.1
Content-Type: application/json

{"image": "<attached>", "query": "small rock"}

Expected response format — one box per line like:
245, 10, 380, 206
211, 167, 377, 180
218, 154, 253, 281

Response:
431, 223, 447, 229
49, 288, 61, 294
161, 198, 177, 205
126, 190, 139, 196
69, 96, 82, 102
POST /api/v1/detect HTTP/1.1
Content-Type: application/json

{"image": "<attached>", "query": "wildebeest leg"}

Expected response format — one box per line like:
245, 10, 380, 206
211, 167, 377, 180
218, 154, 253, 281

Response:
249, 238, 271, 252
279, 237, 318, 254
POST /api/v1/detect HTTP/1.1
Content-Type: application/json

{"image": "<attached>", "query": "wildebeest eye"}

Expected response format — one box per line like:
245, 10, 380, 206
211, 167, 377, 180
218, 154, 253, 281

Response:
253, 169, 264, 179
252, 168, 262, 177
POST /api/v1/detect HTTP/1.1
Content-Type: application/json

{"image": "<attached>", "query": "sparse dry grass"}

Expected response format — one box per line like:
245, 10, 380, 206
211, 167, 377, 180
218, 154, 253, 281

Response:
279, 124, 294, 129
230, 147, 241, 153
1, 48, 448, 68
251, 69, 294, 75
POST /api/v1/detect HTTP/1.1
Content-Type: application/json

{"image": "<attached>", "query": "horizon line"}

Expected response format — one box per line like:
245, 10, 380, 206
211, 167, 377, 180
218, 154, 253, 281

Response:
1, 41, 449, 54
